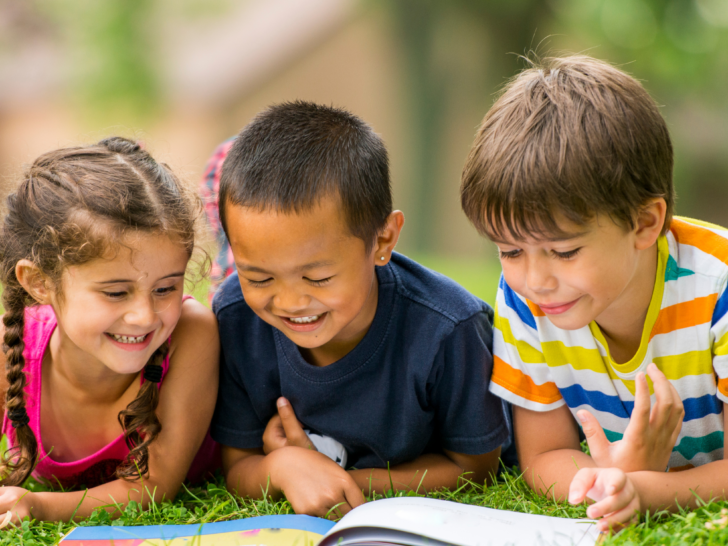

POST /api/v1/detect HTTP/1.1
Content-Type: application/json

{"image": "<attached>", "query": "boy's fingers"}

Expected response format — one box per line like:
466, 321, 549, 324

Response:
595, 497, 640, 533
647, 363, 679, 426
568, 468, 599, 504
277, 397, 313, 448
578, 410, 610, 460
343, 480, 366, 511
629, 372, 650, 431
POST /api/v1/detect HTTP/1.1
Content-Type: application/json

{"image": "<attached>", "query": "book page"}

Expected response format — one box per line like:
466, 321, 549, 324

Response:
320, 497, 599, 546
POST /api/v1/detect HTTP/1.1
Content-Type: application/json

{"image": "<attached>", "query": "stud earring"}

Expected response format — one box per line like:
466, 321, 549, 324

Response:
380, 256, 385, 261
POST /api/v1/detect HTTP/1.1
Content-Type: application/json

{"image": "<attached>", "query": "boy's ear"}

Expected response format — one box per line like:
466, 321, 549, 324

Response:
374, 211, 405, 266
634, 198, 667, 250
15, 260, 52, 304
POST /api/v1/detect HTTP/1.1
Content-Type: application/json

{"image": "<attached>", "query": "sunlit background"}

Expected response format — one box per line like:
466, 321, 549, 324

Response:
2, 0, 728, 303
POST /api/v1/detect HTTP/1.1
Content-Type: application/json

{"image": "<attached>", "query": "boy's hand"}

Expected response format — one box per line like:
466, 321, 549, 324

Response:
268, 446, 364, 518
579, 363, 683, 473
569, 467, 640, 533
263, 397, 316, 454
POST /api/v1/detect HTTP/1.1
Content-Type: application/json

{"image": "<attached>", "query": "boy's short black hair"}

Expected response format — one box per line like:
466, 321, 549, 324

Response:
219, 101, 392, 250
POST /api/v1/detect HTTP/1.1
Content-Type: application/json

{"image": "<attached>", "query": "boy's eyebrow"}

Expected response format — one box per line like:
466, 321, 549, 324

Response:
236, 260, 336, 274
95, 272, 186, 284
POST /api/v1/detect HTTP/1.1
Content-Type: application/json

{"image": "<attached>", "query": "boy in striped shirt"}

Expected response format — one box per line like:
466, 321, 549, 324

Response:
460, 55, 728, 532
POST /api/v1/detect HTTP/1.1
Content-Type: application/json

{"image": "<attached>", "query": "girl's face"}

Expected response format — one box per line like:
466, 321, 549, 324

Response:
51, 232, 190, 376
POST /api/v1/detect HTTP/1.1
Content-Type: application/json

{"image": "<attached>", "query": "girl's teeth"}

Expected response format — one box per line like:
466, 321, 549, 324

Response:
111, 333, 146, 344
288, 314, 321, 324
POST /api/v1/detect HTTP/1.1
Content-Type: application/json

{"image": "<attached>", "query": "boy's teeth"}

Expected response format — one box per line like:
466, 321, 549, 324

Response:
111, 333, 147, 344
288, 314, 322, 324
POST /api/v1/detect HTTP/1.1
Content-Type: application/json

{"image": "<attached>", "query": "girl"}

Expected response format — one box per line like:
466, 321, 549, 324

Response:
0, 137, 220, 524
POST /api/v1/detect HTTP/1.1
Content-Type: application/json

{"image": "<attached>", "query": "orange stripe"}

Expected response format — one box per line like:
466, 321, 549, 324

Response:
492, 355, 562, 404
650, 294, 717, 340
718, 378, 728, 399
668, 464, 695, 472
526, 300, 545, 317
671, 218, 728, 266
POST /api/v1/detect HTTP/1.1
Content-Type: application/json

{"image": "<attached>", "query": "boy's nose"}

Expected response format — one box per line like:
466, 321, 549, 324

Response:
526, 259, 556, 293
273, 290, 311, 314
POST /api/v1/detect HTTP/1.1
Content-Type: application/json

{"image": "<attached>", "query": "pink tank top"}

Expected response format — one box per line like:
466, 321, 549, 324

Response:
2, 302, 220, 489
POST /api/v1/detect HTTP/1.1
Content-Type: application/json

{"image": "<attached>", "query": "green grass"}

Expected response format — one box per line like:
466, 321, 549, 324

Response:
6, 470, 728, 545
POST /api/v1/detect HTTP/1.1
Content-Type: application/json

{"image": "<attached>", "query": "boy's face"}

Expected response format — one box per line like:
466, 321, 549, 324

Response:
224, 197, 395, 365
493, 210, 662, 332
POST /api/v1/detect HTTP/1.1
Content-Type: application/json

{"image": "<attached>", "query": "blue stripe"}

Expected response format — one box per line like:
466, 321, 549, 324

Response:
65, 515, 335, 540
561, 384, 631, 419
500, 276, 536, 330
682, 394, 723, 422
712, 289, 728, 326
565, 386, 721, 423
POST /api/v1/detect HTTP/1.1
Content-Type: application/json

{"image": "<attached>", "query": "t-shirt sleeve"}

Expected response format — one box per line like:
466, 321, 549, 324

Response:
489, 276, 565, 412
427, 309, 508, 455
210, 332, 267, 450
711, 277, 728, 404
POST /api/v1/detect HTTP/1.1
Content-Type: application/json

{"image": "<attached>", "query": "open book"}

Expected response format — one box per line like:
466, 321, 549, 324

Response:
60, 497, 599, 546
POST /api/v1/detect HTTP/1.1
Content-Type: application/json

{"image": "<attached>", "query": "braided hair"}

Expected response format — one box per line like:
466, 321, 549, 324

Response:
0, 137, 200, 485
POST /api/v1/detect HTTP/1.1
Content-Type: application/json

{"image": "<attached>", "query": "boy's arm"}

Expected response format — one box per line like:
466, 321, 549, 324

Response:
222, 444, 365, 517
570, 403, 728, 532
347, 448, 501, 494
515, 404, 595, 501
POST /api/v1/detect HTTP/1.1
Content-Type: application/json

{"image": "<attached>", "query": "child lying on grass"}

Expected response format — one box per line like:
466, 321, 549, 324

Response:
461, 54, 728, 532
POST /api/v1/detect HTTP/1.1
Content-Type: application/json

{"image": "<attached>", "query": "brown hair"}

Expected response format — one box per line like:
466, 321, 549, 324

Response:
461, 55, 674, 241
0, 137, 199, 485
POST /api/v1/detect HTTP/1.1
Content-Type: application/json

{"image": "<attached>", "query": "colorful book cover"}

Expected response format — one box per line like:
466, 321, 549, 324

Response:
59, 514, 335, 545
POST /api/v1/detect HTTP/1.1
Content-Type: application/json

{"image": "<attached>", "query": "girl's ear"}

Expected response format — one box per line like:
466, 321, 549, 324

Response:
634, 198, 667, 251
15, 260, 51, 304
373, 211, 405, 266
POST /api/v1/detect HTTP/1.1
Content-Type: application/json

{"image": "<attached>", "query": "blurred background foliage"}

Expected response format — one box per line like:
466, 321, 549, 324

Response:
1, 0, 727, 303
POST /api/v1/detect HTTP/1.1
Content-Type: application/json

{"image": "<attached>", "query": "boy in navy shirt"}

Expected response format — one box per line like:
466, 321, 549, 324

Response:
211, 101, 507, 517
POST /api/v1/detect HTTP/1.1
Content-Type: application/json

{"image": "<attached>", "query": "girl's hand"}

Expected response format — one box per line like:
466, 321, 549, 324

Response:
0, 487, 41, 526
267, 446, 364, 518
579, 363, 683, 473
262, 397, 316, 454
569, 467, 640, 533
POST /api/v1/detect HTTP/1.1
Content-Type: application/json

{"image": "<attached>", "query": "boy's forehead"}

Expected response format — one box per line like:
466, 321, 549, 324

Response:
488, 218, 595, 244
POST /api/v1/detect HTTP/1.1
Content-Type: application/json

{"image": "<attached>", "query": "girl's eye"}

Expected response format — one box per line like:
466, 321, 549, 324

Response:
553, 248, 581, 260
246, 278, 272, 288
153, 286, 178, 296
307, 276, 333, 287
499, 249, 522, 260
103, 291, 127, 299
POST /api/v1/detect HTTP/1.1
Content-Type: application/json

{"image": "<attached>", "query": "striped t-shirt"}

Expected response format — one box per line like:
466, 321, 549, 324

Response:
490, 217, 728, 470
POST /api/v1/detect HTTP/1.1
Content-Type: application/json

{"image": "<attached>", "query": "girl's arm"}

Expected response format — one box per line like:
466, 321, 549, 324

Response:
0, 299, 220, 523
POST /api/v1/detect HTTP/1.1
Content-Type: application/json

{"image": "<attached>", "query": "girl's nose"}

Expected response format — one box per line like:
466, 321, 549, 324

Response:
125, 294, 157, 326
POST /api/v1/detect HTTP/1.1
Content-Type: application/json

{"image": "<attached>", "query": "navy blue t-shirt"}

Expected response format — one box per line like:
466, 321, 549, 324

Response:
211, 252, 508, 469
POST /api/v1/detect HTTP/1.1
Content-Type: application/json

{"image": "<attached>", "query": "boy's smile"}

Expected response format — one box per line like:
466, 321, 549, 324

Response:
224, 196, 402, 367
493, 207, 664, 359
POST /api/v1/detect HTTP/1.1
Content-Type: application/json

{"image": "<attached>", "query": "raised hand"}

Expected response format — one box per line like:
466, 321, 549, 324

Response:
578, 363, 683, 473
569, 467, 640, 533
267, 446, 365, 518
262, 397, 316, 454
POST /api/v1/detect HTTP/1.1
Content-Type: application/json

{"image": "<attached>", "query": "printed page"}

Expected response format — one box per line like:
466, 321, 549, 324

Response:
319, 497, 599, 546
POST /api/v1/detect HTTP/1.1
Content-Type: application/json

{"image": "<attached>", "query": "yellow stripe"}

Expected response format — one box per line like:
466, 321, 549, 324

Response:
714, 330, 728, 357
652, 350, 713, 380
540, 340, 617, 378
671, 217, 728, 266
495, 312, 547, 364
492, 355, 563, 404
